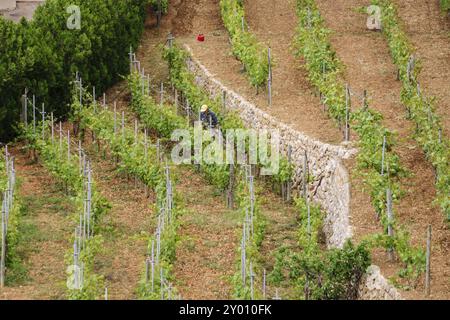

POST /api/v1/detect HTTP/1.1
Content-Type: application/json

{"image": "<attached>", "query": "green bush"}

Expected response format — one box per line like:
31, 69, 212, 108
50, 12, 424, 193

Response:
272, 197, 371, 300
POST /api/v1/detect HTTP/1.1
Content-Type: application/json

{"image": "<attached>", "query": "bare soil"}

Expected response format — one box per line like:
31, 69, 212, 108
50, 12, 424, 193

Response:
173, 167, 238, 299
0, 1, 43, 22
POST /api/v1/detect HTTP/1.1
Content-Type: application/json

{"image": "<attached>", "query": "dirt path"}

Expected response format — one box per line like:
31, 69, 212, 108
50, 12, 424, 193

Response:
0, 146, 71, 300
391, 0, 450, 138
315, 0, 450, 299
80, 144, 154, 300
173, 167, 238, 299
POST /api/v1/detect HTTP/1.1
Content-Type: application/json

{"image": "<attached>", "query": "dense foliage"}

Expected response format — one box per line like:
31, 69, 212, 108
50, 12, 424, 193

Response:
373, 0, 450, 222
294, 0, 426, 285
0, 151, 6, 192
0, 0, 147, 141
220, 0, 269, 88
77, 101, 162, 191
128, 73, 188, 139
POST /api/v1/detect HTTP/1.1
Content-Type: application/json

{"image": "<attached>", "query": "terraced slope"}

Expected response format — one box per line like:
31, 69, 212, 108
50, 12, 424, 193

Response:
139, 0, 449, 299
121, 6, 306, 298
314, 0, 449, 299
81, 144, 155, 300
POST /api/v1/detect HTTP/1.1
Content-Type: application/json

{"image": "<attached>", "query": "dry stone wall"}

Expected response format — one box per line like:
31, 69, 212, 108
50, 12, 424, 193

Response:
183, 45, 401, 300
358, 266, 403, 300
0, 0, 16, 11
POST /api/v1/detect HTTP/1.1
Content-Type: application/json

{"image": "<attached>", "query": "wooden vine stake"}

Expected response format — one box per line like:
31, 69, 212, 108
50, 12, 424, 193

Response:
363, 90, 368, 111
121, 111, 125, 140
250, 262, 254, 300
273, 288, 281, 300
1, 194, 6, 288
22, 88, 28, 126
160, 82, 164, 107
51, 112, 54, 144
386, 188, 394, 261
425, 225, 431, 296
345, 84, 351, 142
381, 134, 386, 176
268, 47, 272, 106
262, 268, 266, 299
41, 103, 46, 141
286, 145, 292, 202
157, 0, 162, 28
33, 95, 36, 134
129, 46, 133, 74
67, 130, 71, 162
303, 150, 308, 199
113, 101, 117, 135
227, 164, 235, 209
0, 151, 16, 287
222, 90, 227, 113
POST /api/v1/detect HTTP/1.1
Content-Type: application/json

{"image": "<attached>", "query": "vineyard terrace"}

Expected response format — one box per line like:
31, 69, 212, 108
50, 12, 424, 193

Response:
171, 122, 280, 175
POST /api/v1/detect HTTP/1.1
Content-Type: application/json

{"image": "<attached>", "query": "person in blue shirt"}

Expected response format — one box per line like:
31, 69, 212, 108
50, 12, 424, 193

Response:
200, 104, 218, 129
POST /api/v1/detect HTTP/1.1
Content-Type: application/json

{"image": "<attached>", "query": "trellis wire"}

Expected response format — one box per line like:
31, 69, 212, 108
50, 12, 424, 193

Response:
239, 165, 261, 298
268, 47, 272, 106
0, 146, 16, 287
141, 163, 176, 299
381, 134, 386, 176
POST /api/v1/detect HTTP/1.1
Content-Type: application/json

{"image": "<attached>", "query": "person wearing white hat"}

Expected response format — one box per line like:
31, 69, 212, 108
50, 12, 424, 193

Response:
200, 104, 218, 129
